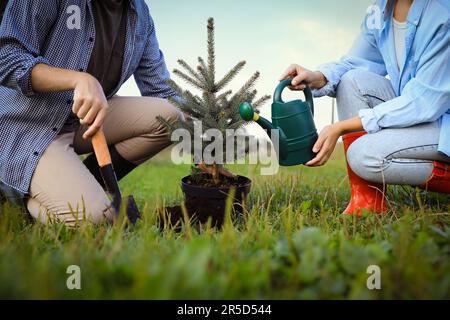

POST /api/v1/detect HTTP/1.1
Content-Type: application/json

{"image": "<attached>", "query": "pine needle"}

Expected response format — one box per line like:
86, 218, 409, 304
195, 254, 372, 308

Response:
216, 61, 246, 92
177, 59, 204, 84
252, 95, 271, 109
207, 18, 216, 85
173, 69, 204, 90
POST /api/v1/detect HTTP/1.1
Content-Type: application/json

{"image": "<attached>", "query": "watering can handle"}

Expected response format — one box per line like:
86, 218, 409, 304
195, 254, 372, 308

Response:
274, 78, 314, 115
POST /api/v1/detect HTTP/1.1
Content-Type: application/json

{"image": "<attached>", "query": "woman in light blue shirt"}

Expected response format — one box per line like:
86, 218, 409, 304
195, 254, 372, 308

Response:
280, 0, 450, 215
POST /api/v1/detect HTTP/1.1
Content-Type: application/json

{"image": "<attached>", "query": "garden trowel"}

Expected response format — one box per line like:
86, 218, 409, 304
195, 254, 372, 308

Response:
92, 129, 141, 225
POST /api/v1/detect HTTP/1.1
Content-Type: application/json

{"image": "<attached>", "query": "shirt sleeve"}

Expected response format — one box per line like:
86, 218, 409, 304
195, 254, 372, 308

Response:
0, 0, 58, 97
359, 22, 450, 133
133, 12, 177, 99
313, 10, 387, 98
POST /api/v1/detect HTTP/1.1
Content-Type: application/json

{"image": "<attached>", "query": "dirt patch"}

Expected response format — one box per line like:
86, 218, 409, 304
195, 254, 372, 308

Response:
185, 174, 242, 188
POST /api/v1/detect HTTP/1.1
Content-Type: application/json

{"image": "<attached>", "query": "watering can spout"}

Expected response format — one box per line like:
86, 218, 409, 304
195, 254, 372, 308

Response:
240, 102, 275, 131
239, 102, 288, 159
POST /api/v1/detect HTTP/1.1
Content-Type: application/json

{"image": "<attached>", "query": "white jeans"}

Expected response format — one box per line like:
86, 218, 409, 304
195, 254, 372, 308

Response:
336, 69, 450, 186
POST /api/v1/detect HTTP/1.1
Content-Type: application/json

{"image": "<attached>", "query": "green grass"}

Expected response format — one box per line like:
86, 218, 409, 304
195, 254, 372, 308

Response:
0, 147, 449, 299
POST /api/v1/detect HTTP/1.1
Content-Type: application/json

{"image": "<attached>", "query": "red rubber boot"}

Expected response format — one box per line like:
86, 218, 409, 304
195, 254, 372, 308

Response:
420, 161, 450, 194
343, 132, 388, 215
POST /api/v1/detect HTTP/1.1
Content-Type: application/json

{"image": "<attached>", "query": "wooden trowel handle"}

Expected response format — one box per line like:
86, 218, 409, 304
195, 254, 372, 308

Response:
92, 129, 112, 168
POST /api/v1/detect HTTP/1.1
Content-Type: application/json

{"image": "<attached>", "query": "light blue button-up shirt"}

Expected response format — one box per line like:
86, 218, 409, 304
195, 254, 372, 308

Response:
314, 0, 450, 157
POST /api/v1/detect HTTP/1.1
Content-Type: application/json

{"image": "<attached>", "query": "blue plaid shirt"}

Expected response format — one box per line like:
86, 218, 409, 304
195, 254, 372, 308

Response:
0, 0, 175, 195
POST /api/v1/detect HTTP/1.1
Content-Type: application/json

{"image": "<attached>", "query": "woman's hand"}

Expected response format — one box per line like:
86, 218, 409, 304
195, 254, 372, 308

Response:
279, 64, 327, 91
72, 73, 109, 139
306, 117, 365, 167
306, 123, 342, 167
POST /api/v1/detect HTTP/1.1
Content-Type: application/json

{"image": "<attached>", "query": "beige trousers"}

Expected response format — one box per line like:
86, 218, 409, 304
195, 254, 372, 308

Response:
26, 96, 181, 226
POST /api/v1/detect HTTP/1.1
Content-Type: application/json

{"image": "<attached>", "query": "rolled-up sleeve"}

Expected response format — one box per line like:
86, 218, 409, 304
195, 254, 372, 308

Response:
313, 11, 387, 98
358, 22, 450, 133
359, 108, 382, 133
15, 56, 50, 97
0, 0, 58, 97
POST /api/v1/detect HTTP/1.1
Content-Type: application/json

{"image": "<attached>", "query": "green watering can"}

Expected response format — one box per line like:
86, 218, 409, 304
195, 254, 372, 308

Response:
240, 79, 318, 166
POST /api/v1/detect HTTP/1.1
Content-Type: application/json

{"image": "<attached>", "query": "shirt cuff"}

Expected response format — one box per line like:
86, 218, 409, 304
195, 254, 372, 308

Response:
17, 56, 50, 97
359, 108, 381, 133
438, 113, 450, 157
312, 81, 335, 98
312, 65, 339, 98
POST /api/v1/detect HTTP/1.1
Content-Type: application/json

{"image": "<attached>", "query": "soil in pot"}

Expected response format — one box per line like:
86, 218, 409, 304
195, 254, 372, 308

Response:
159, 175, 251, 230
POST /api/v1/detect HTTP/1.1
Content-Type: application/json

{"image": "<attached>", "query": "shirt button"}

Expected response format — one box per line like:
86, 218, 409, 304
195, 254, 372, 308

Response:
52, 127, 58, 132
89, 37, 94, 42
67, 99, 72, 104
33, 151, 39, 156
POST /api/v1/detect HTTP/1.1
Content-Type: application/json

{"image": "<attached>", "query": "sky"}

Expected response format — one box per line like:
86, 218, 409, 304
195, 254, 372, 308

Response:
119, 0, 373, 132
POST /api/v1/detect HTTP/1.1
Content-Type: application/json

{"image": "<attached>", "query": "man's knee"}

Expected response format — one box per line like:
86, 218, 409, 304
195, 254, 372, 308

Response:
147, 102, 183, 143
347, 135, 387, 182
61, 196, 112, 226
28, 192, 113, 226
158, 102, 184, 127
81, 193, 114, 225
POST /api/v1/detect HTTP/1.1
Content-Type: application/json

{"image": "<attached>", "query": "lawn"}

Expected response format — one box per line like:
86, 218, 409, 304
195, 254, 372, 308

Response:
0, 147, 449, 299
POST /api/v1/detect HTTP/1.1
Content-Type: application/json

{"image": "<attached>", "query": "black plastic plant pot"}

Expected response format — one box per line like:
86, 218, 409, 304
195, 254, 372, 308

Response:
180, 175, 252, 228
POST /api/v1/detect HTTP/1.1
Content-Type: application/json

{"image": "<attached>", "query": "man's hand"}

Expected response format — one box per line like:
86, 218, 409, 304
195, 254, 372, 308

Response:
306, 124, 342, 167
279, 64, 327, 91
72, 73, 109, 140
31, 64, 109, 140
306, 117, 365, 167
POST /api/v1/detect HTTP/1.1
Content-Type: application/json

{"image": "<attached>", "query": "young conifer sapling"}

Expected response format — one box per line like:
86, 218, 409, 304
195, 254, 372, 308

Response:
159, 18, 270, 186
